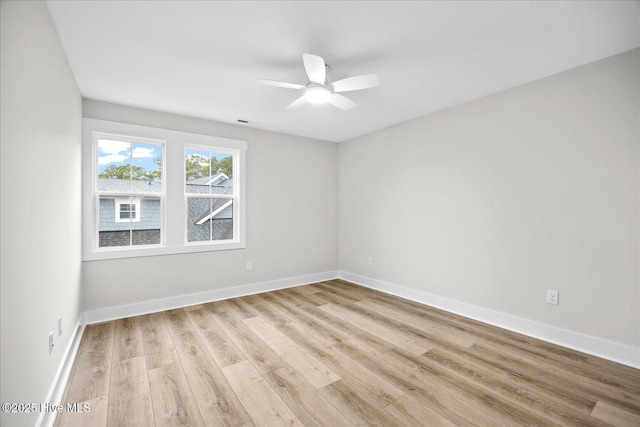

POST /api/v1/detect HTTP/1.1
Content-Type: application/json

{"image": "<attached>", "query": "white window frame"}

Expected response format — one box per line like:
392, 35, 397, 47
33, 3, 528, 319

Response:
184, 144, 239, 244
83, 118, 247, 260
115, 197, 141, 223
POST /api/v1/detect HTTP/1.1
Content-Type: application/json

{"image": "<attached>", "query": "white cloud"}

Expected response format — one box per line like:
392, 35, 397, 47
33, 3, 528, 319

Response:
98, 153, 129, 165
98, 139, 130, 165
97, 140, 158, 167
132, 146, 157, 159
98, 139, 130, 155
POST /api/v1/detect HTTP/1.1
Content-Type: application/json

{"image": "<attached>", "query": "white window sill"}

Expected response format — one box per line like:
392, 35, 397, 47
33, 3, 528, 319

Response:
83, 241, 246, 261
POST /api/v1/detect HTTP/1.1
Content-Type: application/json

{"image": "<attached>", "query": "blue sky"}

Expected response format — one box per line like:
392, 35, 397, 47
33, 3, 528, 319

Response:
97, 139, 161, 174
98, 139, 232, 174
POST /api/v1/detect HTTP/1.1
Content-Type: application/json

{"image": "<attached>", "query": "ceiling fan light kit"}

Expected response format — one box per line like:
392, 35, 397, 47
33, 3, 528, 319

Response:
258, 53, 379, 111
304, 85, 332, 104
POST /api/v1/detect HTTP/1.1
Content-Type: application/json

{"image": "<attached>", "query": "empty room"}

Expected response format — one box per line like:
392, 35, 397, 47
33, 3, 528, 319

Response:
1, 1, 639, 426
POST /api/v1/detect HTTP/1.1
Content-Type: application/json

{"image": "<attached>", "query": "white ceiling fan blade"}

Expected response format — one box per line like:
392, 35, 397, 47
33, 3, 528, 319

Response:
286, 96, 308, 109
303, 53, 326, 84
257, 79, 305, 90
332, 74, 380, 93
328, 93, 356, 111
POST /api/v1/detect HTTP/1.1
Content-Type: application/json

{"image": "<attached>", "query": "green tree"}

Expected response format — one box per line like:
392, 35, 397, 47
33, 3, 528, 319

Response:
152, 156, 163, 179
185, 154, 221, 180
98, 164, 148, 180
219, 156, 233, 177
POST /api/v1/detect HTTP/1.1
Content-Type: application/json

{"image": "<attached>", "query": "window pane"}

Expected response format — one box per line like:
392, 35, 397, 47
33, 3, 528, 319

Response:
132, 142, 162, 193
187, 198, 233, 242
97, 139, 162, 193
99, 197, 131, 247
97, 139, 132, 192
185, 148, 234, 195
99, 196, 161, 247
134, 196, 161, 245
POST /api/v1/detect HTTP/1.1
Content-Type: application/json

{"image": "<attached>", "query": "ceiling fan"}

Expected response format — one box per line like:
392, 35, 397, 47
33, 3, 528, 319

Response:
257, 53, 380, 111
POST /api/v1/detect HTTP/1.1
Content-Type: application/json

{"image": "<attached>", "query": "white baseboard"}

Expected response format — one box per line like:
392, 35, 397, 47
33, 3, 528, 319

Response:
43, 268, 636, 427
339, 271, 640, 369
37, 320, 85, 427
82, 271, 339, 324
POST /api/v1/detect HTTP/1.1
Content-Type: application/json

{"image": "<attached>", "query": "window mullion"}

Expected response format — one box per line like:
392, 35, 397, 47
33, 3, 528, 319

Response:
84, 118, 245, 260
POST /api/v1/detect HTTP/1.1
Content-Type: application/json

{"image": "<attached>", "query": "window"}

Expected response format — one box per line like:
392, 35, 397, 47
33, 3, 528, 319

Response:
185, 147, 237, 243
96, 137, 163, 249
83, 119, 247, 260
115, 198, 140, 222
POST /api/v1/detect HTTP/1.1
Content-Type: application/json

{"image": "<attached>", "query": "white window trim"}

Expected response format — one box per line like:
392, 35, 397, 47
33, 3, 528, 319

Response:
115, 197, 141, 223
205, 172, 229, 186
83, 118, 247, 261
194, 199, 233, 225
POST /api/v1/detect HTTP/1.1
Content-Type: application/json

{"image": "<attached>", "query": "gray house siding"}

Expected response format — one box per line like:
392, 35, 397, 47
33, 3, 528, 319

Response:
99, 198, 161, 231
97, 176, 233, 247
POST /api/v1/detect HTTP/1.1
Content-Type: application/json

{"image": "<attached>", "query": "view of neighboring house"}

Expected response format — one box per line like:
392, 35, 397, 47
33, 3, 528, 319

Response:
98, 172, 233, 247
186, 173, 234, 242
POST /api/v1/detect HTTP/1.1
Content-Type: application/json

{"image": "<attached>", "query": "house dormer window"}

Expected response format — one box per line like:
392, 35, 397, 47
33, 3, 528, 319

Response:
115, 197, 141, 222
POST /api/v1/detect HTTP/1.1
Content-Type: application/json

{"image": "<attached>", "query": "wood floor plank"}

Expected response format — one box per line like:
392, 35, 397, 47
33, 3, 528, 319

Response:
209, 309, 287, 374
243, 316, 341, 389
221, 360, 304, 427
113, 317, 144, 361
280, 286, 335, 306
267, 296, 343, 349
318, 380, 406, 427
384, 392, 458, 427
107, 356, 154, 427
254, 293, 305, 325
241, 294, 290, 326
139, 312, 179, 370
263, 366, 354, 426
169, 330, 251, 426
590, 400, 640, 427
319, 302, 432, 355
382, 347, 564, 426
56, 395, 109, 427
282, 288, 393, 353
162, 305, 251, 426
423, 347, 609, 426
269, 318, 406, 407
208, 298, 258, 320
360, 288, 636, 403
474, 339, 640, 415
314, 282, 366, 302
468, 341, 601, 414
185, 308, 246, 368
163, 309, 196, 336
356, 298, 479, 348
59, 280, 640, 427
273, 290, 394, 354
148, 362, 205, 427
66, 322, 114, 402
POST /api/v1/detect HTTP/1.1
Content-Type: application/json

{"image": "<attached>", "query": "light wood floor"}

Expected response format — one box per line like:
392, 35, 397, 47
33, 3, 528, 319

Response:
55, 280, 640, 427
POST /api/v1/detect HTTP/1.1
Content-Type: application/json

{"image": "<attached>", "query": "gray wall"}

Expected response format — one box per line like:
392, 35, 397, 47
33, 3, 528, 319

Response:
339, 49, 639, 348
82, 100, 338, 310
0, 1, 83, 426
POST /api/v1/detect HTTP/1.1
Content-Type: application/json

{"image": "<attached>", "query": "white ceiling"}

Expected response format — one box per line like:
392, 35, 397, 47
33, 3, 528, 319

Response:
46, 1, 639, 142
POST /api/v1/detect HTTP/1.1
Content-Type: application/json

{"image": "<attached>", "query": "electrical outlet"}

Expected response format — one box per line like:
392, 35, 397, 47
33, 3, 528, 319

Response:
58, 316, 63, 336
547, 290, 559, 305
49, 331, 54, 353
246, 261, 253, 271
367, 257, 373, 266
